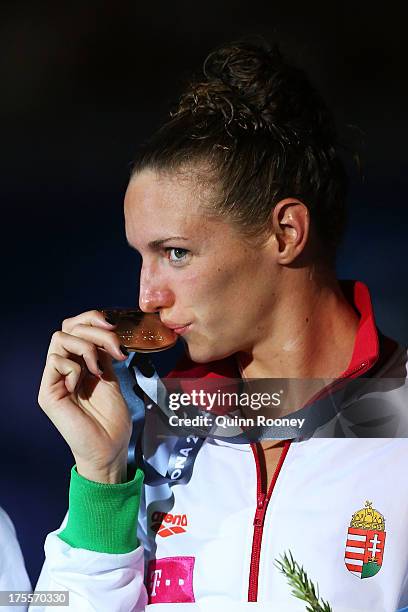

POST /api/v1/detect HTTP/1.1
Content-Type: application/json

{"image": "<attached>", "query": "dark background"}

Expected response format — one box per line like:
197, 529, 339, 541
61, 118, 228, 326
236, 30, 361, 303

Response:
1, 2, 407, 585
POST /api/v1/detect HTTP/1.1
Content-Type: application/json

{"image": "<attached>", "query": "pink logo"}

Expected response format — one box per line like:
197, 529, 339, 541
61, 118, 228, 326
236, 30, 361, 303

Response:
147, 557, 195, 604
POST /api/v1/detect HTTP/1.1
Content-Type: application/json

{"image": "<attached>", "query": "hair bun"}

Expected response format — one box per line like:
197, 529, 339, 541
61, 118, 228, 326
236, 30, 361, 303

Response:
175, 39, 335, 146
175, 40, 279, 135
203, 41, 279, 111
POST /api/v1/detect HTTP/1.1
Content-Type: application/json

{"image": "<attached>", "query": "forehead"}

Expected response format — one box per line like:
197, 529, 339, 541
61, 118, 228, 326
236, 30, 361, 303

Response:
124, 168, 217, 244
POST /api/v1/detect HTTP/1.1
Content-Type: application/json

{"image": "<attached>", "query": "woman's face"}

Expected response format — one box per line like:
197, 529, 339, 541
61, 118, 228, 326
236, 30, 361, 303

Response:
124, 168, 280, 363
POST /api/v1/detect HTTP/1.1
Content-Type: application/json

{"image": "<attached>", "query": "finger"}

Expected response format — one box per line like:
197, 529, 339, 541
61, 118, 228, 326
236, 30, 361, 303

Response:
47, 331, 104, 377
62, 309, 116, 335
69, 324, 128, 362
38, 355, 97, 446
39, 353, 83, 406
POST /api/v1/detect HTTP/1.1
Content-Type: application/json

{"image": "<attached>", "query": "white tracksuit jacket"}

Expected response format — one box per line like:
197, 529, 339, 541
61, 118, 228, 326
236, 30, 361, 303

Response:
0, 507, 31, 611
33, 282, 408, 612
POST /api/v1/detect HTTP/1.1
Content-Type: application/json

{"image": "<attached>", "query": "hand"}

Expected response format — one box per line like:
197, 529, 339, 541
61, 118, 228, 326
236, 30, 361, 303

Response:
38, 310, 132, 483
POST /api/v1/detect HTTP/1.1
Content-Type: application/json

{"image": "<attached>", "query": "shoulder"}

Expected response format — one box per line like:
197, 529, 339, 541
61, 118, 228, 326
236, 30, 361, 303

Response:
0, 507, 16, 539
375, 338, 407, 378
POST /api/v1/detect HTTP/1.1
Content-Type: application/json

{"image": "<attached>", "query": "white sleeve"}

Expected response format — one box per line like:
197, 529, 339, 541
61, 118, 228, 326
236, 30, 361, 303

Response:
0, 506, 31, 611
31, 524, 148, 612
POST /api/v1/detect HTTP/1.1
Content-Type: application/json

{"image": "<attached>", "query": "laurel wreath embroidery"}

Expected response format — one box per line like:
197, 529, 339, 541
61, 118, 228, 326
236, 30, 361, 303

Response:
275, 551, 333, 612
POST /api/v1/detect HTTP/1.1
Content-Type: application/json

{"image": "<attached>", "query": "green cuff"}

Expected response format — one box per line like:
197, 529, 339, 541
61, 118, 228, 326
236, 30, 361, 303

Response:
58, 466, 144, 554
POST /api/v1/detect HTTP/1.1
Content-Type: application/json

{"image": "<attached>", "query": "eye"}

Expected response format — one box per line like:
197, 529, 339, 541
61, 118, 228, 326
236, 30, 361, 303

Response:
165, 247, 190, 265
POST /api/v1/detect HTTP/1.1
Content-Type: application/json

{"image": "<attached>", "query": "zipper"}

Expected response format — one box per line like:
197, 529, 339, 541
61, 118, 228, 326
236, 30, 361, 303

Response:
246, 352, 374, 602
247, 440, 291, 601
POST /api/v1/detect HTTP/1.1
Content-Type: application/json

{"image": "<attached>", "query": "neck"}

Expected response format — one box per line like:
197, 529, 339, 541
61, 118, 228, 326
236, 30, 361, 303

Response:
237, 269, 360, 380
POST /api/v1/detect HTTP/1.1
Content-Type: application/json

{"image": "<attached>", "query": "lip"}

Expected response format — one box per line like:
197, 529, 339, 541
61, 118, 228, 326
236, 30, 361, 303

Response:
162, 321, 191, 335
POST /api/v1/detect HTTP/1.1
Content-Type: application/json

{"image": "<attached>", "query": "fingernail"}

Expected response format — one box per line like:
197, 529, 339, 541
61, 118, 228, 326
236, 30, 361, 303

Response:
97, 360, 104, 374
120, 345, 129, 357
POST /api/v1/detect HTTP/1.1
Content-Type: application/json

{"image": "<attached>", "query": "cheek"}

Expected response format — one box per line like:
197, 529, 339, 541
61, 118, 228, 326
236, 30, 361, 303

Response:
201, 263, 258, 310
176, 248, 266, 319
177, 267, 225, 306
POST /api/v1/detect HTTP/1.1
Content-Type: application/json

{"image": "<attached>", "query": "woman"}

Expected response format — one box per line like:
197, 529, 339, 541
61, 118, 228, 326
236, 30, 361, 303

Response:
34, 40, 408, 611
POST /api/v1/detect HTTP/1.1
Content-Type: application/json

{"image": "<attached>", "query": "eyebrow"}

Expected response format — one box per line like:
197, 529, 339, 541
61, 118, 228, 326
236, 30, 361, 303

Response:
126, 236, 189, 250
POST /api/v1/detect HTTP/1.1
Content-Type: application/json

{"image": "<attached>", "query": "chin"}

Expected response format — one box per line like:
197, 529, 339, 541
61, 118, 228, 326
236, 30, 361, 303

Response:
184, 338, 235, 365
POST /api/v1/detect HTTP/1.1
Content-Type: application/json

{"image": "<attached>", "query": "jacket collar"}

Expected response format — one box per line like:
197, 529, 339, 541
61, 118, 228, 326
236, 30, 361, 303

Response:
337, 280, 379, 378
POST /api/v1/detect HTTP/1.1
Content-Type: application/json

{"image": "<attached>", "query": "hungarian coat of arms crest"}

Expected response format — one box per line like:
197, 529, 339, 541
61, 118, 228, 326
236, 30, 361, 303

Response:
345, 500, 386, 579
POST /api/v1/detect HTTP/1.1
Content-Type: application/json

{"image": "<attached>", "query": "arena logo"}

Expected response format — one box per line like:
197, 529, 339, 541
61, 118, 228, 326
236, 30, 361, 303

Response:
151, 511, 188, 538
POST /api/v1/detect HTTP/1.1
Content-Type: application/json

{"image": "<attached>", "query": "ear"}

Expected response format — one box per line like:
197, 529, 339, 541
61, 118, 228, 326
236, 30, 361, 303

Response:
271, 198, 310, 264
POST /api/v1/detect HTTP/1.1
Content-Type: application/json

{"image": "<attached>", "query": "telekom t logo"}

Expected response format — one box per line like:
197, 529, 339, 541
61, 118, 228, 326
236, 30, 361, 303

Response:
147, 557, 195, 604
149, 569, 162, 597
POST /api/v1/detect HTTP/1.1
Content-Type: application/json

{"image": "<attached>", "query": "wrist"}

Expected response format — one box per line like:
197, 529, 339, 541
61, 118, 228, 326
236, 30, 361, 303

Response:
75, 458, 128, 484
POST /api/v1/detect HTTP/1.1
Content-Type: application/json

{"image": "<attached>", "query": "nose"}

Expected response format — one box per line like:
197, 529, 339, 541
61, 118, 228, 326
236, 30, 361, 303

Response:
138, 265, 175, 313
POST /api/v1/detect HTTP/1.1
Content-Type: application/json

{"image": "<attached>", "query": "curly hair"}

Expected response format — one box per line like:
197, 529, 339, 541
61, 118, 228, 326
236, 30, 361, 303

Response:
132, 39, 348, 265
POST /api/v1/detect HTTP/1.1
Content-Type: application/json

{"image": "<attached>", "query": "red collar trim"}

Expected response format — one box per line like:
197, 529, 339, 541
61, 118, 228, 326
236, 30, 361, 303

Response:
167, 280, 380, 381
339, 280, 379, 378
